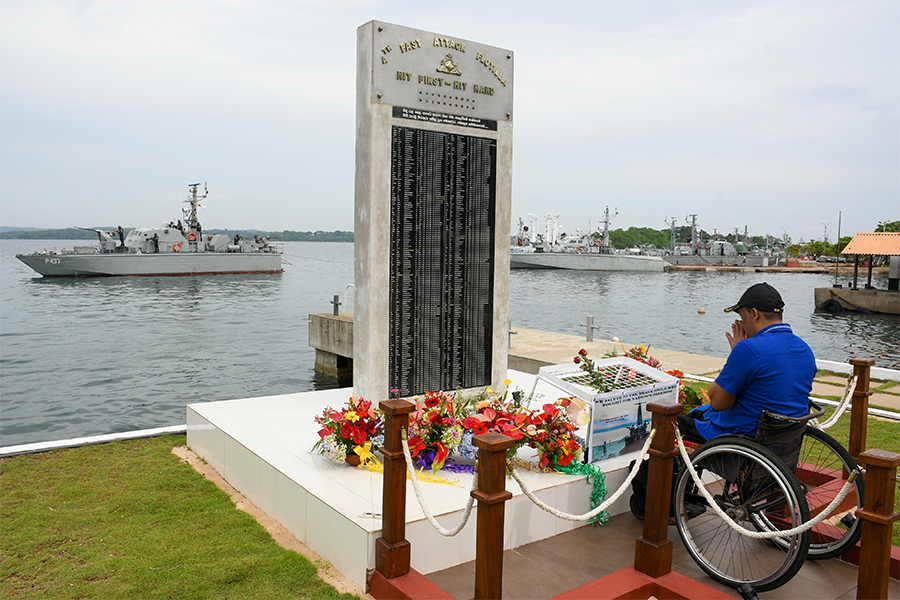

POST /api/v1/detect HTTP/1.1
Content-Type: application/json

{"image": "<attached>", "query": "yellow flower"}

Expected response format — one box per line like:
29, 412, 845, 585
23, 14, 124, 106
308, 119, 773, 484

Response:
486, 387, 493, 394
503, 378, 512, 386
345, 410, 360, 422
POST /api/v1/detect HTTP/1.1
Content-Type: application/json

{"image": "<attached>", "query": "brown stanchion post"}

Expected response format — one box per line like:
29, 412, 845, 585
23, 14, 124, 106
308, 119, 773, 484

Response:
855, 449, 900, 600
634, 401, 682, 578
376, 399, 415, 579
848, 358, 874, 465
472, 432, 515, 600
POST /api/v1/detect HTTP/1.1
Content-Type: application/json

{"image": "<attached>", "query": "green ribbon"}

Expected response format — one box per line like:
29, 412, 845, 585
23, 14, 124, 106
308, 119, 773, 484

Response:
556, 461, 610, 526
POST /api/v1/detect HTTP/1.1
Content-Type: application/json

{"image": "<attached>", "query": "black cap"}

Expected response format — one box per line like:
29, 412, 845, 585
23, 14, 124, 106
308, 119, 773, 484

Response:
724, 282, 784, 313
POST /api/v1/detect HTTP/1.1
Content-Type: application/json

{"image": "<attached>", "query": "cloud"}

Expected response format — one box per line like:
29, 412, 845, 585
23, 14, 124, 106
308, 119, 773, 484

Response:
0, 0, 897, 241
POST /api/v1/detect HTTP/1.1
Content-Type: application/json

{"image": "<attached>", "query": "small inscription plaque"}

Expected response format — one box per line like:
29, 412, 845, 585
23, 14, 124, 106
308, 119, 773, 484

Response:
392, 106, 497, 130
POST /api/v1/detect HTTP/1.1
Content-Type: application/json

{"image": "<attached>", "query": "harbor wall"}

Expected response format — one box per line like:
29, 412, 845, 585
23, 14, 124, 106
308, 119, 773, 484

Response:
814, 287, 900, 315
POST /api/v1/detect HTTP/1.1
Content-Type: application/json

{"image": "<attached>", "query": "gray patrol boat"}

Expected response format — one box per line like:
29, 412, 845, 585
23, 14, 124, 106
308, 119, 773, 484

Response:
16, 183, 283, 277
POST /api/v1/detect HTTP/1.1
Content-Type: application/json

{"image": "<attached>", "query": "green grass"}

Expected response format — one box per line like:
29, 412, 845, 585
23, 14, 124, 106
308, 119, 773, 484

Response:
0, 435, 358, 600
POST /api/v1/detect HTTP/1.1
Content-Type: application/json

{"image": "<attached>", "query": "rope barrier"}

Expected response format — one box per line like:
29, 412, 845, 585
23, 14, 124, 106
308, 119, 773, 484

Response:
674, 425, 861, 539
400, 431, 478, 537
811, 374, 857, 430
507, 428, 657, 522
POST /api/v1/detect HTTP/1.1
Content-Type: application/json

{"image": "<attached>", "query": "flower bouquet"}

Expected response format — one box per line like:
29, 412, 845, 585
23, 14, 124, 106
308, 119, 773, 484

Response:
523, 399, 586, 469
407, 390, 467, 472
665, 368, 710, 415
602, 343, 663, 370
313, 395, 383, 467
521, 397, 608, 525
456, 379, 530, 462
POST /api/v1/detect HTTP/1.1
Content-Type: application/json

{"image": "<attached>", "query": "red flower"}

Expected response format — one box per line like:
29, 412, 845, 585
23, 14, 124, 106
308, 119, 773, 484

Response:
341, 422, 352, 440
473, 422, 488, 435
556, 453, 575, 467
407, 435, 426, 457
317, 426, 333, 439
462, 416, 482, 430
539, 453, 551, 469
424, 394, 440, 408
574, 356, 581, 364
432, 442, 449, 472
352, 426, 367, 445
578, 348, 587, 356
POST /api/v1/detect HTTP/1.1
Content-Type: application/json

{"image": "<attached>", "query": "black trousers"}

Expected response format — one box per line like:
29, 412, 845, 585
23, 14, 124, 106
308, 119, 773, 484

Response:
630, 414, 707, 516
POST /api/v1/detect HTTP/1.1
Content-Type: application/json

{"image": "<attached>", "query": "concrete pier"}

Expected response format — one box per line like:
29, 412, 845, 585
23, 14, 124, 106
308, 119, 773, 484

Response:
814, 286, 900, 315
308, 313, 354, 378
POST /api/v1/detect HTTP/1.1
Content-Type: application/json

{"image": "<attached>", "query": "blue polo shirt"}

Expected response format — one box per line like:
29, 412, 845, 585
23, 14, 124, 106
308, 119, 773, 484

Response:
696, 323, 816, 439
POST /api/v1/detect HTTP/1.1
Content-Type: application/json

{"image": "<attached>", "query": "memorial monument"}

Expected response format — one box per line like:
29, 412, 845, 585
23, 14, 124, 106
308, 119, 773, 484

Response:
354, 21, 514, 401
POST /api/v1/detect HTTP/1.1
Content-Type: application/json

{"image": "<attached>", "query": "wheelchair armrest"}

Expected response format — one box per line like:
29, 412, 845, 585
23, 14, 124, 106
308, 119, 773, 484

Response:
762, 400, 826, 424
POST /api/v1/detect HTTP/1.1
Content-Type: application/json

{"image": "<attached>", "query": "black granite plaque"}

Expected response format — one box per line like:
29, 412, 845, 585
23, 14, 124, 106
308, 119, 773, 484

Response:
389, 126, 496, 396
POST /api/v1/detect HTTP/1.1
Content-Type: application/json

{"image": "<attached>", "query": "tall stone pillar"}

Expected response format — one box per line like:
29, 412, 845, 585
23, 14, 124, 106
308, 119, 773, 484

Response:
354, 21, 513, 402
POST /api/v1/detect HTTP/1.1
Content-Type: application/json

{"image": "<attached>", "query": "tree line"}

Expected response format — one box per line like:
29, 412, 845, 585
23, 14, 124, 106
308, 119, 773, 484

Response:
0, 228, 355, 242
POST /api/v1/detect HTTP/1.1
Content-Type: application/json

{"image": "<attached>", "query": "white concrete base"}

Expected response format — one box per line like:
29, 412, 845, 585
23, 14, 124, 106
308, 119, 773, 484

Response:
186, 370, 634, 589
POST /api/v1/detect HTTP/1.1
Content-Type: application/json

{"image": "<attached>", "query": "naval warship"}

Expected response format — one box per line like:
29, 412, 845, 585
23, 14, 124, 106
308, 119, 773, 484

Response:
16, 183, 283, 277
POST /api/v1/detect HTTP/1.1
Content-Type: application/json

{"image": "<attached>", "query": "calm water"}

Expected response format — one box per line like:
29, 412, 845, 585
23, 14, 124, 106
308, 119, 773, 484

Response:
1, 240, 897, 446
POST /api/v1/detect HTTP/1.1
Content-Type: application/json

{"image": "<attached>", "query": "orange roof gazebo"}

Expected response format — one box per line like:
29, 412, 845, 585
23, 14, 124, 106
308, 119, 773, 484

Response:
841, 231, 900, 289
841, 232, 900, 256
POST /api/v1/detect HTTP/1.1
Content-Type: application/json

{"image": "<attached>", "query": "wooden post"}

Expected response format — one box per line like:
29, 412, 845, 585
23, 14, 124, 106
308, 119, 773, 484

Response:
472, 432, 515, 600
375, 399, 415, 579
847, 358, 874, 466
855, 449, 900, 600
634, 401, 682, 578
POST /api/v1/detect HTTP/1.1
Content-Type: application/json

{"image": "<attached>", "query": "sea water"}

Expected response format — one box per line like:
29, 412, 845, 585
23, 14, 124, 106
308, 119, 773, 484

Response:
1, 240, 897, 446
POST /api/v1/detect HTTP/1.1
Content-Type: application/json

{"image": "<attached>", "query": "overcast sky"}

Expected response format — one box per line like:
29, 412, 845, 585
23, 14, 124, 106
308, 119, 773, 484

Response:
1, 1, 897, 244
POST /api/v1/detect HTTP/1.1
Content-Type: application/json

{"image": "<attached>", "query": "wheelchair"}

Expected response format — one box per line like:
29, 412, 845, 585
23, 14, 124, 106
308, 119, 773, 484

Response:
664, 402, 865, 592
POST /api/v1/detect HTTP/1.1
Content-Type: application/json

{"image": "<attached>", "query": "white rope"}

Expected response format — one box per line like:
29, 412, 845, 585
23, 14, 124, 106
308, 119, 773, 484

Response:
507, 428, 658, 521
400, 433, 478, 537
674, 426, 861, 539
811, 374, 857, 430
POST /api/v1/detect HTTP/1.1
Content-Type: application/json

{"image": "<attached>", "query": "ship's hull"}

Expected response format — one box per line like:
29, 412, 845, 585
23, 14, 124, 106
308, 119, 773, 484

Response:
662, 254, 777, 267
510, 252, 665, 272
16, 252, 282, 277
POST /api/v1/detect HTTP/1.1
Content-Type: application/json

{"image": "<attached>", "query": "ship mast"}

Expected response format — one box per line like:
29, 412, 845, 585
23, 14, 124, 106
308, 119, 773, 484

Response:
599, 206, 617, 253
184, 183, 207, 236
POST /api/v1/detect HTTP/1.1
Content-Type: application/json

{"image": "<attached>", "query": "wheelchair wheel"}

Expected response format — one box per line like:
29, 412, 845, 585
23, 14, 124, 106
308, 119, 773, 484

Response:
790, 427, 864, 559
673, 436, 810, 592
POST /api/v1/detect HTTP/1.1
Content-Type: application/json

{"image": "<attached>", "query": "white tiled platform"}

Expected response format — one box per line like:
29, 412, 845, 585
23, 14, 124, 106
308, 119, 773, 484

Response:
186, 370, 634, 588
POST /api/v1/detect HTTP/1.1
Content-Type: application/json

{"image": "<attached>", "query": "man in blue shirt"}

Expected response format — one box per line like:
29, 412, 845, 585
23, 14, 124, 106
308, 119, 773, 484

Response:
687, 282, 816, 440
630, 282, 816, 518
